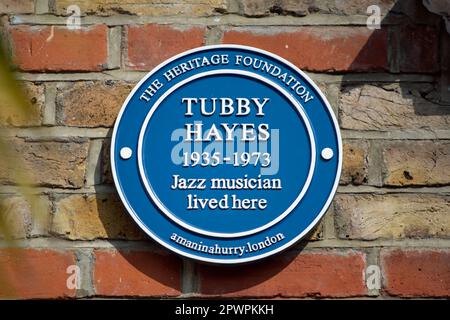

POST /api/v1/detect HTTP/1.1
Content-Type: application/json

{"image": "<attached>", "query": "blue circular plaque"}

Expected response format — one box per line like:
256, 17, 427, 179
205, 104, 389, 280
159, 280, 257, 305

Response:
111, 45, 342, 264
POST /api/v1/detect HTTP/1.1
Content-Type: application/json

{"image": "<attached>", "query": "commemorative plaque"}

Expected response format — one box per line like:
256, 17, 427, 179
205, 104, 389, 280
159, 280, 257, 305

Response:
111, 45, 341, 264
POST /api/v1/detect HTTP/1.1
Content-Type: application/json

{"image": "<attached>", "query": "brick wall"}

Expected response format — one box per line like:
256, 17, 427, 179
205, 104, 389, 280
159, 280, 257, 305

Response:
0, 0, 449, 299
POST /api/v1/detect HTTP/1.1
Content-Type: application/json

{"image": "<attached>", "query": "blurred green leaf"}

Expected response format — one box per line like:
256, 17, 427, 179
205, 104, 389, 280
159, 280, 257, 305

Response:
0, 23, 49, 298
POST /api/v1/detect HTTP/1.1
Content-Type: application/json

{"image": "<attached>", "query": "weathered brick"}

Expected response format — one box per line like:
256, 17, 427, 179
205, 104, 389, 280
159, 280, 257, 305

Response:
54, 0, 227, 16
307, 223, 323, 241
383, 141, 450, 186
382, 249, 450, 297
52, 194, 145, 240
339, 84, 450, 130
0, 139, 89, 188
321, 0, 396, 15
0, 249, 76, 299
0, 195, 50, 239
239, 0, 396, 17
126, 24, 205, 71
198, 250, 366, 297
341, 141, 368, 185
0, 82, 44, 127
399, 25, 440, 73
335, 194, 450, 240
56, 81, 134, 127
94, 249, 182, 297
0, 0, 34, 14
9, 25, 109, 72
102, 139, 113, 184
239, 0, 296, 17
222, 27, 388, 72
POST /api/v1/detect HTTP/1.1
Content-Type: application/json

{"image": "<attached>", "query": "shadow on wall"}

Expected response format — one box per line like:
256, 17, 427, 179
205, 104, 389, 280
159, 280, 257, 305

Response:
341, 0, 450, 192
93, 0, 449, 296
92, 128, 186, 296
342, 0, 450, 128
93, 136, 308, 294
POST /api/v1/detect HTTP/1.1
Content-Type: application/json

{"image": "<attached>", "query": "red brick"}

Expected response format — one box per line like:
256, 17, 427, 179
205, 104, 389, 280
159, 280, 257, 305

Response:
399, 25, 439, 73
223, 27, 388, 72
0, 249, 76, 299
198, 250, 367, 297
126, 24, 205, 70
382, 250, 450, 297
9, 25, 108, 72
94, 250, 181, 297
